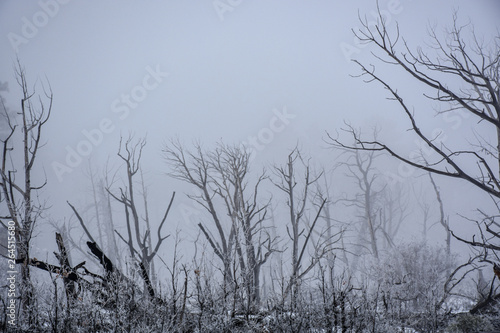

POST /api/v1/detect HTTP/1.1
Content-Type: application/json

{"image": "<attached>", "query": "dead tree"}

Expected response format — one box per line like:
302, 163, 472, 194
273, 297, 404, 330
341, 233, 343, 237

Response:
106, 136, 175, 299
85, 162, 121, 270
164, 141, 277, 312
428, 172, 451, 257
0, 61, 52, 321
331, 12, 500, 225
15, 229, 139, 310
272, 149, 338, 309
210, 144, 276, 311
15, 232, 92, 304
165, 141, 234, 285
336, 129, 410, 263
54, 232, 78, 303
315, 170, 349, 268
329, 10, 500, 311
67, 201, 116, 282
341, 148, 382, 260
69, 197, 170, 308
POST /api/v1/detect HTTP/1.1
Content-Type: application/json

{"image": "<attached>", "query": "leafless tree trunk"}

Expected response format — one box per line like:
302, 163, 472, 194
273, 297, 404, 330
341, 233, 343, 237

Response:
0, 61, 52, 325
315, 171, 347, 266
106, 135, 175, 298
272, 149, 337, 308
165, 141, 234, 286
337, 146, 407, 266
140, 169, 156, 287
164, 141, 277, 312
428, 173, 451, 258
342, 149, 381, 259
88, 162, 105, 248
99, 177, 121, 270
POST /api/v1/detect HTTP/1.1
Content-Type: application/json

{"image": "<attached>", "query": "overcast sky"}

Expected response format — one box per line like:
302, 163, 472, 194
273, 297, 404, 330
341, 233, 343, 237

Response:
1, 1, 499, 263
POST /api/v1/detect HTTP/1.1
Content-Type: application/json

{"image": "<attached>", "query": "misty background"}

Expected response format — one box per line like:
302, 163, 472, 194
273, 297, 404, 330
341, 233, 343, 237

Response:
1, 0, 500, 299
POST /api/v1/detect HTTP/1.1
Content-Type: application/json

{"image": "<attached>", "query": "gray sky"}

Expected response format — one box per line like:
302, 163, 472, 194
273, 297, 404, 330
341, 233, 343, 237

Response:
1, 1, 499, 265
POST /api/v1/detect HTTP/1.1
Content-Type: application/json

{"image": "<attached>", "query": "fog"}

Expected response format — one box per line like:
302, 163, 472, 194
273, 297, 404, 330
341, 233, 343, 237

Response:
1, 1, 500, 331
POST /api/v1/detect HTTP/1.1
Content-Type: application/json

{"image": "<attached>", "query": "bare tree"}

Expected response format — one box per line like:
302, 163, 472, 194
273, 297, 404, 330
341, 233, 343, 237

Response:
428, 172, 451, 257
106, 135, 175, 299
164, 140, 234, 305
315, 170, 349, 267
271, 149, 339, 309
0, 61, 52, 323
164, 140, 277, 312
336, 144, 408, 271
379, 183, 408, 248
332, 12, 500, 199
83, 162, 122, 270
341, 148, 382, 260
329, 10, 500, 311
